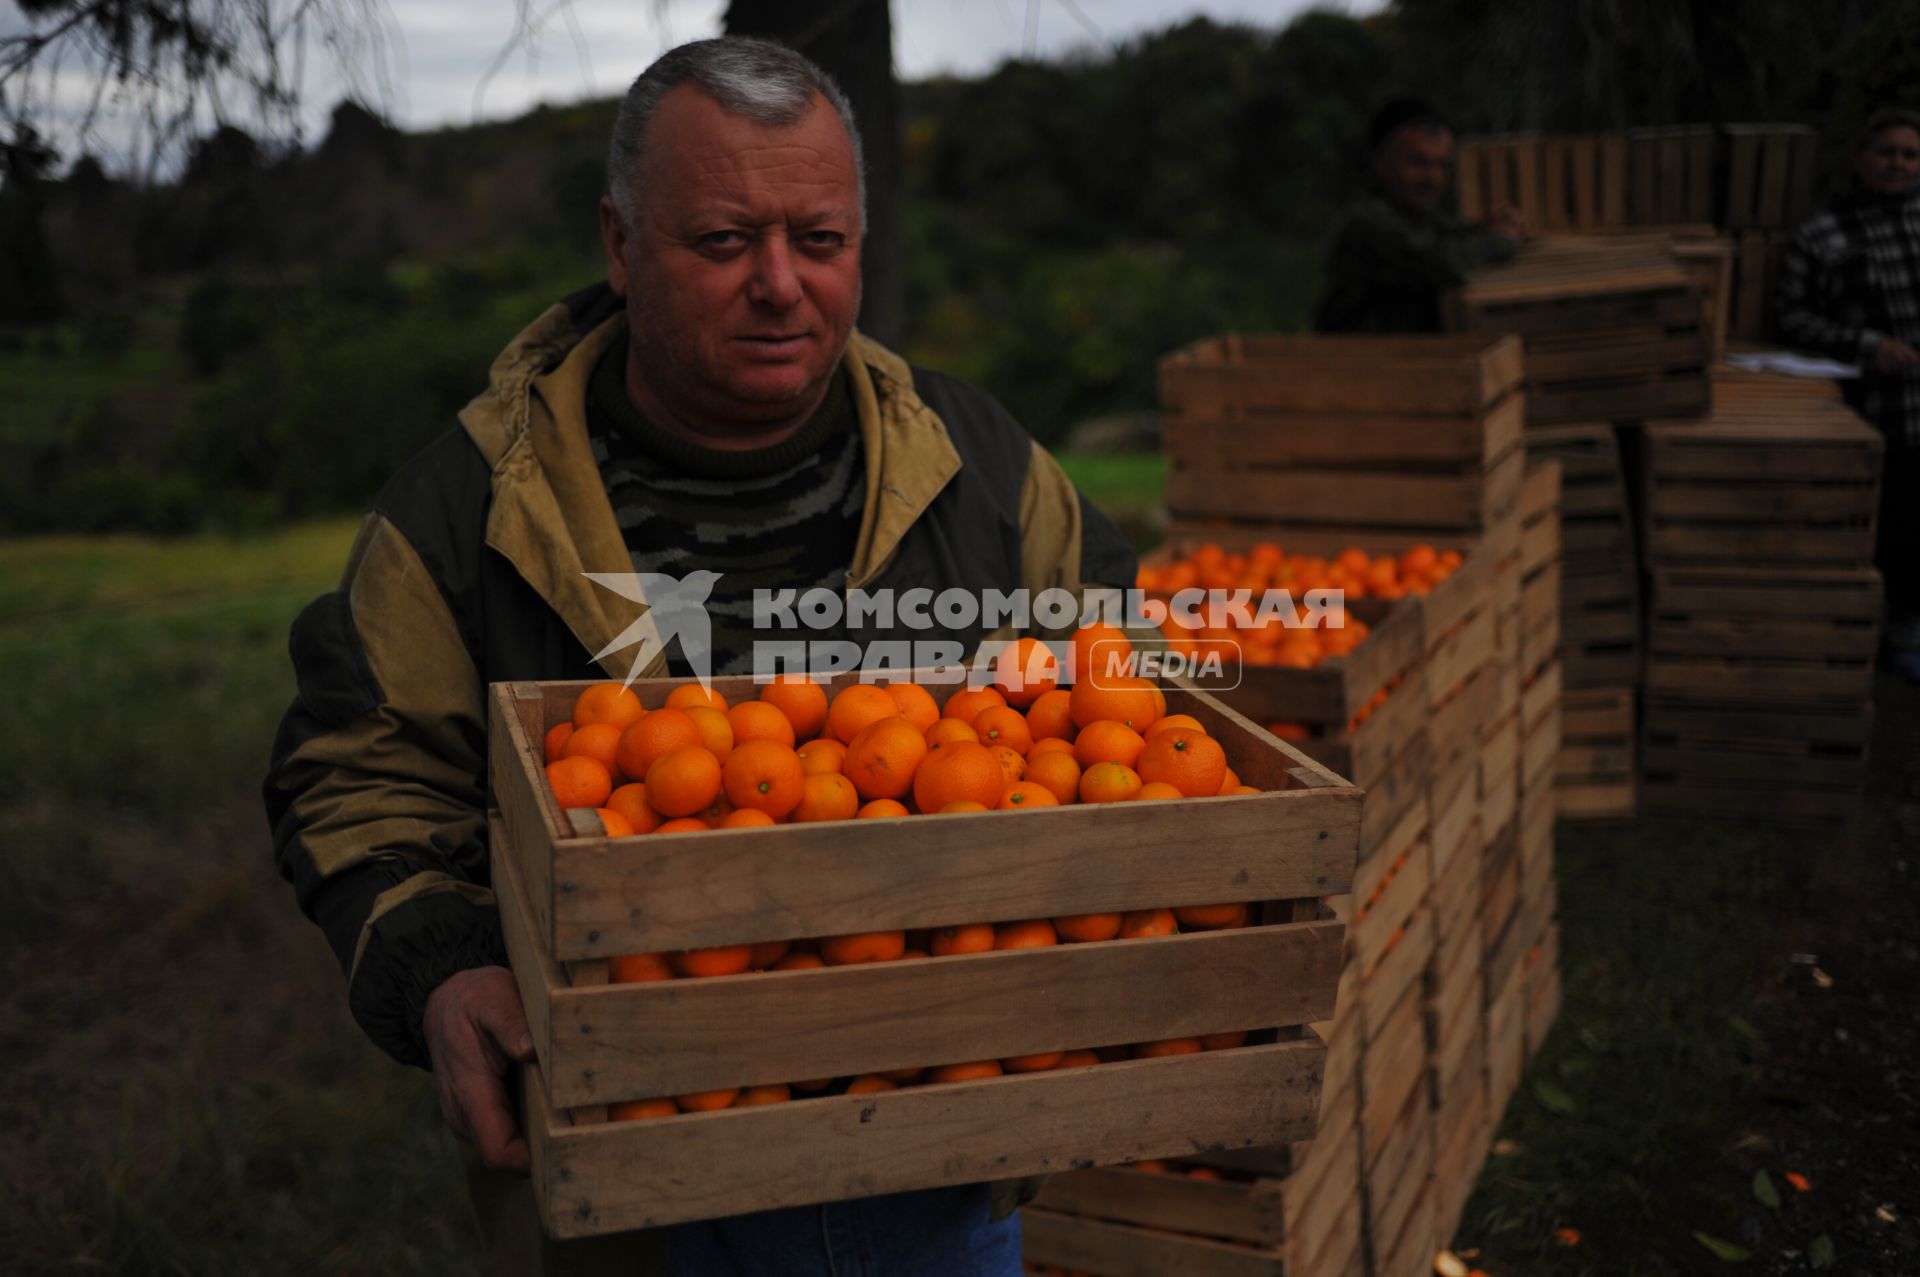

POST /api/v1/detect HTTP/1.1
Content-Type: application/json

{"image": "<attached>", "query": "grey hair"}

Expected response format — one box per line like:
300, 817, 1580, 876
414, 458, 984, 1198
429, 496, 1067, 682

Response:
606, 36, 866, 225
1862, 106, 1920, 148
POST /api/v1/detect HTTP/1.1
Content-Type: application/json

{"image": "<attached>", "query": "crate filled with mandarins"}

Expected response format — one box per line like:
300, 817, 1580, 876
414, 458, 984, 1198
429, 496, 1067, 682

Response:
486, 634, 1363, 1238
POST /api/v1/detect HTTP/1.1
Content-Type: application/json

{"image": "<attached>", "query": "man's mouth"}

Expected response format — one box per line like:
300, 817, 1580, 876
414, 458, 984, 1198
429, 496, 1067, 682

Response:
735, 333, 812, 358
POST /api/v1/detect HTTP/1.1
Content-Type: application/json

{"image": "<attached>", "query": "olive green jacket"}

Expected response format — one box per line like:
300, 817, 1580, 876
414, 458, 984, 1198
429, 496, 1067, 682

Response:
263, 284, 1134, 1218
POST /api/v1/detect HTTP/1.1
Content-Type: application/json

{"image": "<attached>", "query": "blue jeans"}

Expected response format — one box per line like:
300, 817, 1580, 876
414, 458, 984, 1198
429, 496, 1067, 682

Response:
660, 1184, 1022, 1276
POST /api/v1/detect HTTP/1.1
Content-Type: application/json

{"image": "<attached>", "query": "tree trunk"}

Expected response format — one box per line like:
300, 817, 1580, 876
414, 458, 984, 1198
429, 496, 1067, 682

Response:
724, 0, 904, 350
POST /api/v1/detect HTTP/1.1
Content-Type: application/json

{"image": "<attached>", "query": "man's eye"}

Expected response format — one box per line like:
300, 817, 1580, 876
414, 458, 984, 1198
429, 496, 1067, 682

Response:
802, 231, 846, 250
699, 231, 747, 250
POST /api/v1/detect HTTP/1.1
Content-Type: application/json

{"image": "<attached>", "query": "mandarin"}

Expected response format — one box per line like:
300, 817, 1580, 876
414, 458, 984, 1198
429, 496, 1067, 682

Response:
991, 636, 1059, 708
1135, 1038, 1204, 1058
1145, 713, 1207, 738
880, 681, 940, 732
793, 771, 860, 822
820, 931, 907, 965
1073, 720, 1146, 770
572, 682, 645, 730
616, 709, 702, 782
843, 716, 929, 801
1029, 752, 1090, 802
560, 723, 626, 784
665, 683, 728, 714
1134, 782, 1184, 801
1024, 689, 1076, 743
722, 739, 806, 817
757, 675, 829, 741
593, 807, 635, 837
797, 737, 847, 776
913, 741, 1006, 813
682, 705, 735, 763
924, 718, 980, 750
543, 721, 574, 763
728, 700, 797, 749
721, 807, 776, 828
645, 746, 723, 818
856, 798, 910, 819
654, 816, 713, 833
989, 744, 1027, 788
927, 1060, 1003, 1084
1068, 675, 1160, 733
1078, 761, 1142, 804
609, 952, 673, 982
546, 756, 612, 809
972, 705, 1033, 756
1119, 908, 1178, 939
609, 1098, 677, 1121
1175, 902, 1249, 929
826, 683, 900, 744
1069, 621, 1133, 685
998, 781, 1058, 809
1136, 728, 1228, 798
930, 923, 995, 955
670, 946, 753, 978
736, 1084, 791, 1106
1053, 912, 1122, 942
994, 918, 1058, 949
675, 1088, 740, 1112
605, 782, 664, 835
943, 686, 1008, 724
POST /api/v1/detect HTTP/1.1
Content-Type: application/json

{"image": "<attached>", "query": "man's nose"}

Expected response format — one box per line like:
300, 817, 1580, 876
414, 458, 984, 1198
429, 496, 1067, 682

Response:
747, 237, 803, 309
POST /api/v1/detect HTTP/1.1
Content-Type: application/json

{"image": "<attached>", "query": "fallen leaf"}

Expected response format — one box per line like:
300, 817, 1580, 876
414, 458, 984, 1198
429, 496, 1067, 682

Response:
1727, 1015, 1763, 1043
1785, 1172, 1812, 1193
1812, 967, 1834, 989
1492, 1140, 1520, 1157
1809, 1234, 1835, 1268
1875, 1205, 1897, 1224
1790, 953, 1817, 965
1432, 1249, 1470, 1277
1752, 1170, 1780, 1210
1553, 1226, 1582, 1246
1468, 1271, 1493, 1277
1694, 1231, 1753, 1261
1533, 1079, 1578, 1114
1457, 1249, 1481, 1259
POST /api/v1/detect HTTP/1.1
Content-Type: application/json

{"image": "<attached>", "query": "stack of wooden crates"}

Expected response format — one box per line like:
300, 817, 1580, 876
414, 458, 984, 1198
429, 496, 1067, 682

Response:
1636, 368, 1884, 820
1455, 123, 1820, 341
1444, 235, 1716, 822
1021, 334, 1564, 1277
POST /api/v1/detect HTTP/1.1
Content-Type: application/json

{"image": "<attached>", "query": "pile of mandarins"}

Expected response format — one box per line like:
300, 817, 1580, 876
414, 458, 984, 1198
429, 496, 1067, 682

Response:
535, 623, 1271, 1120
1140, 540, 1461, 671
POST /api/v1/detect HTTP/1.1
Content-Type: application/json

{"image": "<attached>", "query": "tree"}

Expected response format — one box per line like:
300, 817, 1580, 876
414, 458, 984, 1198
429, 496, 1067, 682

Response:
723, 0, 905, 349
1, 0, 394, 177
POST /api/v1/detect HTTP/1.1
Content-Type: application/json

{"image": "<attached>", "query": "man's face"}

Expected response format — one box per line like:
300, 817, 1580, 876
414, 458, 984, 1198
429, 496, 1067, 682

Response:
1855, 125, 1920, 196
1374, 124, 1453, 212
600, 84, 862, 433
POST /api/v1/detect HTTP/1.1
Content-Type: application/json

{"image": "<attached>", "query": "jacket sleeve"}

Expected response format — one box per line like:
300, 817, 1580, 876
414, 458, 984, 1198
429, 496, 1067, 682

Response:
263, 512, 504, 1069
1016, 439, 1140, 599
1774, 228, 1880, 365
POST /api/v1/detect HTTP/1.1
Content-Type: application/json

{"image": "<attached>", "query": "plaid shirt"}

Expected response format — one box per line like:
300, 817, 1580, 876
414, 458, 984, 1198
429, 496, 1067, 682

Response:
1774, 184, 1920, 451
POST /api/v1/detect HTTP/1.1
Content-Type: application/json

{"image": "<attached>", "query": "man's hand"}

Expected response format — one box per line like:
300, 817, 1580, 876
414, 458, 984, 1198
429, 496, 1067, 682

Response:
424, 966, 537, 1174
1487, 204, 1533, 243
1873, 338, 1920, 374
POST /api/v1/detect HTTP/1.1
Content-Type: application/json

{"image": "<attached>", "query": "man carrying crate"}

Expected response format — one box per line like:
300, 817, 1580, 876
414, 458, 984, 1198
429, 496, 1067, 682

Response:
1315, 97, 1530, 334
263, 36, 1135, 1276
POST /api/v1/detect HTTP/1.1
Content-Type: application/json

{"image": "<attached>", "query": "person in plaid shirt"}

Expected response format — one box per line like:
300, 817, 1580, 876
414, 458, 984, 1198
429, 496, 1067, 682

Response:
1775, 107, 1920, 670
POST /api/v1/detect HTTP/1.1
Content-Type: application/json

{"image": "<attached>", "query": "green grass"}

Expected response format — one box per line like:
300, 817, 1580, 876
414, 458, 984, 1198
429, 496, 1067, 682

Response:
0, 520, 484, 1275
1056, 451, 1167, 515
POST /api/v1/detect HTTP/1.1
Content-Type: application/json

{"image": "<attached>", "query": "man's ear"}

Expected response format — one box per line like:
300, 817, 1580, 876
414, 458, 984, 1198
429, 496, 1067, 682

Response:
599, 196, 630, 298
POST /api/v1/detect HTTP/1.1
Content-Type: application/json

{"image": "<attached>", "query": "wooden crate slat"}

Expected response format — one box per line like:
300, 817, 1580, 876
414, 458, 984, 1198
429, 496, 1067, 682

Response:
1032, 1168, 1286, 1247
529, 1036, 1325, 1237
1158, 334, 1525, 416
1163, 394, 1521, 469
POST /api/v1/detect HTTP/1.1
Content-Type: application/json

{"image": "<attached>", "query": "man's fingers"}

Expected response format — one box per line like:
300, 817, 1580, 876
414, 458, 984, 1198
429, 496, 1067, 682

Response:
459, 1066, 530, 1173
474, 980, 537, 1063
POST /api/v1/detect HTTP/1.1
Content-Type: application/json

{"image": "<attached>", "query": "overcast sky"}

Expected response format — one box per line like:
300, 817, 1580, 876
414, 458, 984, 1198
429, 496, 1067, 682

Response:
322, 0, 1384, 134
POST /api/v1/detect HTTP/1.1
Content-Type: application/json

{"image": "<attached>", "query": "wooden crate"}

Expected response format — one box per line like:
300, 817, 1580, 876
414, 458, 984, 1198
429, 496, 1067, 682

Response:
1362, 1084, 1434, 1277
1447, 238, 1711, 424
1627, 126, 1718, 227
1428, 1053, 1490, 1254
1456, 133, 1631, 231
1160, 334, 1527, 532
1518, 660, 1563, 798
1722, 124, 1819, 231
490, 675, 1362, 1237
1523, 925, 1563, 1061
1485, 951, 1527, 1117
1024, 1082, 1363, 1277
1640, 380, 1883, 568
1557, 687, 1637, 822
1644, 565, 1881, 710
1641, 699, 1874, 824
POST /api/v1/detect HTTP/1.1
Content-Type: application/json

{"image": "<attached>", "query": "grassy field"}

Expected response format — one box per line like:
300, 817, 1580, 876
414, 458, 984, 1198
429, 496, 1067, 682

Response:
0, 519, 486, 1275
2, 518, 1912, 1275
